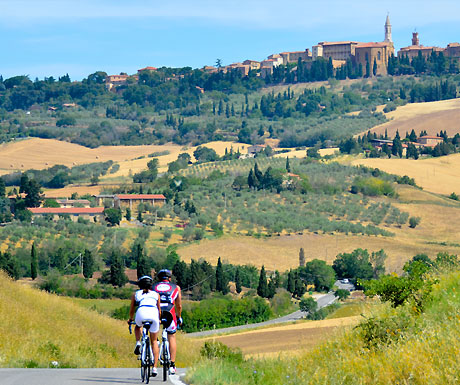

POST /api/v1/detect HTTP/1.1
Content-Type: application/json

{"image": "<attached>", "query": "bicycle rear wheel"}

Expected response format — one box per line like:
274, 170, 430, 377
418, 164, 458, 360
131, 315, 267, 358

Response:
145, 338, 151, 384
161, 346, 168, 382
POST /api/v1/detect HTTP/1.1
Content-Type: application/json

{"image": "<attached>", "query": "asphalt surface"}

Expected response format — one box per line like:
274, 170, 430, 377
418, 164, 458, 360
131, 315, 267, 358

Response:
0, 368, 187, 385
188, 290, 339, 337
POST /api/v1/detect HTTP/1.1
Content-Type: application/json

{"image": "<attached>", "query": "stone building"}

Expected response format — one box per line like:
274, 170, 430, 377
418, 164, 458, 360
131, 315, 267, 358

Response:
354, 42, 393, 76
398, 32, 444, 59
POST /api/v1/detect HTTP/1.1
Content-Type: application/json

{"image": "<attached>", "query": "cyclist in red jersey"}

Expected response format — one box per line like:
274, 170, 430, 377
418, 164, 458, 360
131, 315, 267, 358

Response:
153, 269, 182, 375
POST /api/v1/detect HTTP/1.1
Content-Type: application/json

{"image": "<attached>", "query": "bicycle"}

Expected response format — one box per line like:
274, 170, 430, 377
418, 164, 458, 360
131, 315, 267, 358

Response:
158, 325, 171, 382
129, 321, 155, 383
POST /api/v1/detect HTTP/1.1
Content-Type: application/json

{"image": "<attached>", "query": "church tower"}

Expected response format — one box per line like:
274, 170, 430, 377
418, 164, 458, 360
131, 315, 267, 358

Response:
384, 14, 392, 43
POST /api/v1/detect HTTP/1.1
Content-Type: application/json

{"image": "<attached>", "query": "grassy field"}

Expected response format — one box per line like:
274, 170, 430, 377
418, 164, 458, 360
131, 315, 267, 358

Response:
178, 184, 460, 273
0, 272, 199, 368
187, 269, 460, 384
199, 316, 361, 358
365, 98, 460, 138
351, 153, 460, 196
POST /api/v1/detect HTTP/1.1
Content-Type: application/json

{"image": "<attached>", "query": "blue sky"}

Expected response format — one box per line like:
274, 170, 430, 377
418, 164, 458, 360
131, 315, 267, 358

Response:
1, 0, 460, 80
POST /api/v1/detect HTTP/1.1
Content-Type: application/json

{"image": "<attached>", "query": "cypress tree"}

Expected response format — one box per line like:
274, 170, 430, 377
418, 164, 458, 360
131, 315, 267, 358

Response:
373, 58, 378, 76
267, 279, 276, 299
30, 243, 38, 280
173, 260, 187, 288
215, 257, 228, 294
136, 244, 150, 279
257, 265, 268, 298
125, 208, 131, 221
285, 157, 291, 172
287, 270, 295, 294
299, 248, 305, 267
82, 249, 95, 279
110, 252, 128, 287
235, 267, 242, 293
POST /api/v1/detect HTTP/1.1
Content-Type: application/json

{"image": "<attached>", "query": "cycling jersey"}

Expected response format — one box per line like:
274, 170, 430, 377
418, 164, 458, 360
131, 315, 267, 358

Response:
134, 289, 160, 332
153, 281, 180, 334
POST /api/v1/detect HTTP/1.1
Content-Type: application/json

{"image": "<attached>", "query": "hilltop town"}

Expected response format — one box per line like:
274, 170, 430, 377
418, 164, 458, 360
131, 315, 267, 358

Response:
106, 15, 460, 89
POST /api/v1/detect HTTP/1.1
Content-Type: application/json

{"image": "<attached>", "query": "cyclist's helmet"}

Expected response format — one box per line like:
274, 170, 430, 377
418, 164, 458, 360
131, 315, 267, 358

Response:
137, 275, 153, 290
157, 269, 172, 281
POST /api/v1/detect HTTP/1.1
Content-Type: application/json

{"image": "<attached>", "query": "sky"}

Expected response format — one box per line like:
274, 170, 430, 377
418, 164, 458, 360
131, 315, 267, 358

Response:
1, 0, 460, 80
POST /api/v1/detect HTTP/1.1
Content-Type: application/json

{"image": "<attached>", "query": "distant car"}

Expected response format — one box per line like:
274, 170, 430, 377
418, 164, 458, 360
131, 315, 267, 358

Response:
341, 278, 350, 284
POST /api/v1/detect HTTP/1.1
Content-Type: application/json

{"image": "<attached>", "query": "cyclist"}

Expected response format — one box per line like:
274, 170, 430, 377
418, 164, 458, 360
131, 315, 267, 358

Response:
128, 275, 161, 377
153, 269, 182, 375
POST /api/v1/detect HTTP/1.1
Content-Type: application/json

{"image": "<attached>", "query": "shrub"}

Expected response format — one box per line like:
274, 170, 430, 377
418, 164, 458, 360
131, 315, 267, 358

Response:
200, 341, 243, 362
351, 177, 395, 197
409, 216, 421, 228
299, 297, 317, 314
335, 288, 350, 300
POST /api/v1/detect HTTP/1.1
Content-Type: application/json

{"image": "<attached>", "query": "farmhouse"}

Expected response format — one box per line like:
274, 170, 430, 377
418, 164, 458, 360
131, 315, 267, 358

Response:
55, 199, 91, 208
28, 207, 104, 222
417, 136, 444, 146
247, 144, 267, 156
113, 194, 166, 212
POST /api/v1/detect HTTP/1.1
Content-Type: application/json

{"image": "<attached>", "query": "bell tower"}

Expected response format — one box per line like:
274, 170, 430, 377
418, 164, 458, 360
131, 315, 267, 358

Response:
384, 13, 392, 43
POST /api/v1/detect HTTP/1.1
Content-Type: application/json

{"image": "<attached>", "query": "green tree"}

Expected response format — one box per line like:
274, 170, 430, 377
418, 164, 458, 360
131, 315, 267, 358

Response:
285, 157, 291, 172
0, 178, 5, 197
301, 259, 336, 292
215, 257, 229, 294
30, 243, 38, 280
332, 248, 374, 283
110, 252, 128, 287
82, 249, 95, 279
135, 244, 150, 279
125, 207, 131, 221
104, 208, 122, 226
299, 248, 305, 267
267, 279, 276, 299
299, 297, 317, 314
257, 265, 268, 298
373, 58, 378, 76
287, 270, 295, 294
235, 267, 242, 293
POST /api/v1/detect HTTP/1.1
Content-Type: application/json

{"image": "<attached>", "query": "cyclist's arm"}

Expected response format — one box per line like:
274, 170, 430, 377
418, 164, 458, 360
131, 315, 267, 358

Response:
175, 287, 182, 318
157, 295, 161, 320
128, 293, 136, 323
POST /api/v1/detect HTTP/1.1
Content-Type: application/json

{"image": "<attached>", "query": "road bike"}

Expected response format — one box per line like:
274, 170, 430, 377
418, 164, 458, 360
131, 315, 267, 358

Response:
158, 325, 171, 382
129, 321, 155, 383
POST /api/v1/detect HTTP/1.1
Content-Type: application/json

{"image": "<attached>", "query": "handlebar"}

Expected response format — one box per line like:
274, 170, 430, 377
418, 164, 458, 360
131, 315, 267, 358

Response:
128, 321, 136, 334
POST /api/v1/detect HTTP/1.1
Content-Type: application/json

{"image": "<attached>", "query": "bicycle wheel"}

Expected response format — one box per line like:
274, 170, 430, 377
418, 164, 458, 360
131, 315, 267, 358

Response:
162, 346, 168, 382
140, 342, 146, 382
145, 338, 151, 384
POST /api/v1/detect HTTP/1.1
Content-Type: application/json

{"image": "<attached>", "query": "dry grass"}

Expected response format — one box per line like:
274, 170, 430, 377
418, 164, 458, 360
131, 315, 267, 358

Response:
0, 272, 199, 368
101, 141, 249, 178
178, 185, 460, 273
199, 316, 360, 357
365, 98, 460, 138
351, 153, 460, 195
0, 138, 183, 175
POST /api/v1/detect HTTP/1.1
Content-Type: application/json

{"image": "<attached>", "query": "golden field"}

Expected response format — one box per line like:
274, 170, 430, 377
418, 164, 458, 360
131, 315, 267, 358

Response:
366, 98, 460, 138
201, 316, 361, 357
0, 272, 199, 368
0, 137, 248, 177
351, 152, 460, 195
178, 185, 460, 273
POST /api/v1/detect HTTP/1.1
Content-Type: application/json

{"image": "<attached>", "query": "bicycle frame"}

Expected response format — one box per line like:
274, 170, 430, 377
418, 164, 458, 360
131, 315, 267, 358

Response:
129, 321, 153, 384
159, 327, 170, 381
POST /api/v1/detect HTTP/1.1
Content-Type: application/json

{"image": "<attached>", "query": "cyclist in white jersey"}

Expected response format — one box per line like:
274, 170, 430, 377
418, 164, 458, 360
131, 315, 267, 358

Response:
128, 275, 161, 376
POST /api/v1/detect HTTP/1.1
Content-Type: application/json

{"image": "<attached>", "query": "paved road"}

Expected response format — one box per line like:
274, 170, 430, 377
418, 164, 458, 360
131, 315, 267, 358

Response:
0, 368, 187, 385
188, 291, 338, 337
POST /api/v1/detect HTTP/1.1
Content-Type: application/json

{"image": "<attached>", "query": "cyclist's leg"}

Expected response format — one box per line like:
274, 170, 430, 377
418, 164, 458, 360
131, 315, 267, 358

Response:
150, 330, 159, 368
168, 333, 177, 363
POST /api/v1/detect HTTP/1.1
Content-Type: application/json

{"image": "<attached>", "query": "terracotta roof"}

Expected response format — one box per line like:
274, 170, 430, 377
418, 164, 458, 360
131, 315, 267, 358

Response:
115, 194, 166, 200
138, 66, 157, 71
418, 136, 443, 140
356, 42, 390, 48
399, 45, 444, 51
28, 207, 104, 214
319, 41, 359, 46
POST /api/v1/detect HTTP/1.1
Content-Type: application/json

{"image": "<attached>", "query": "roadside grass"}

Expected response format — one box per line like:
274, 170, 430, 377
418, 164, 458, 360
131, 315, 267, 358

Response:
68, 298, 129, 316
325, 300, 368, 319
0, 271, 200, 368
187, 269, 460, 384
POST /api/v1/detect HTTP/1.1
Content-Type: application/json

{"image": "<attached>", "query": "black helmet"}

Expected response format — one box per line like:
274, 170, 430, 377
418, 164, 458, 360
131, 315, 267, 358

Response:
157, 269, 172, 281
137, 275, 153, 289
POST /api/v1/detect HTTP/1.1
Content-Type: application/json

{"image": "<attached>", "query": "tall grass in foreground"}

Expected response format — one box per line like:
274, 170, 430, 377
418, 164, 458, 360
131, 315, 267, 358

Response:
187, 270, 460, 384
0, 272, 200, 368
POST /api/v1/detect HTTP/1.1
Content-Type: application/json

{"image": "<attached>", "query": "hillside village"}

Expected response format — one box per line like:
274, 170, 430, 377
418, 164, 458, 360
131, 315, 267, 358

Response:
106, 15, 460, 90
